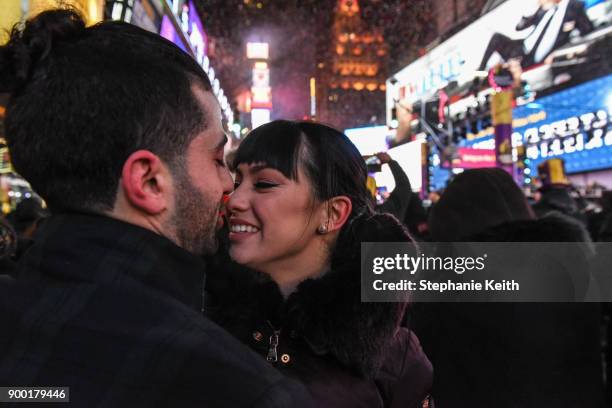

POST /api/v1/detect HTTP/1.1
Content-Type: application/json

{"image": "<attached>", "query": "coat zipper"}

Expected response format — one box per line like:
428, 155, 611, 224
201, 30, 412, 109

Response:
266, 321, 281, 362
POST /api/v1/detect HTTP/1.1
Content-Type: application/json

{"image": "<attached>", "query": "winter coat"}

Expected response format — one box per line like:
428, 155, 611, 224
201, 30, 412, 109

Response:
419, 168, 603, 407
206, 214, 433, 408
0, 213, 313, 407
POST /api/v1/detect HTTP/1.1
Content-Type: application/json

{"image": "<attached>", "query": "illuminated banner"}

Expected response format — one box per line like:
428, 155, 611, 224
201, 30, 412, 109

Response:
387, 0, 611, 123
345, 126, 391, 156
247, 42, 269, 60
374, 140, 426, 193
249, 43, 272, 110
251, 87, 272, 109
492, 91, 514, 174
513, 73, 612, 173
160, 1, 207, 58
252, 62, 270, 87
451, 148, 496, 169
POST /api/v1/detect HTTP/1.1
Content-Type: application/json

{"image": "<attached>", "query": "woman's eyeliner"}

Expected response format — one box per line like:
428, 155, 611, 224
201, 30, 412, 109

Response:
254, 181, 278, 189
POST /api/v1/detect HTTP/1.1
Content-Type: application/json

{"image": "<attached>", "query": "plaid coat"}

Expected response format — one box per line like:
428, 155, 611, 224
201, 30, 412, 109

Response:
0, 213, 312, 407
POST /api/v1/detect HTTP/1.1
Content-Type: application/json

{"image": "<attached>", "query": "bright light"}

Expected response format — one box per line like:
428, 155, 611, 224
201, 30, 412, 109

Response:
251, 109, 271, 129
232, 123, 242, 135
345, 126, 390, 156
247, 42, 269, 60
390, 119, 399, 129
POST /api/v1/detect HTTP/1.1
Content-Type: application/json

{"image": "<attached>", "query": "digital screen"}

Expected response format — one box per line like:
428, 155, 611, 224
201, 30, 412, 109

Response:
387, 0, 612, 124
344, 126, 390, 156
374, 140, 424, 193
513, 73, 612, 174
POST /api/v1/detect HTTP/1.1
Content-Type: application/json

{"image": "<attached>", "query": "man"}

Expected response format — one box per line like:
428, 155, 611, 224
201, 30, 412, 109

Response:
478, 0, 594, 71
0, 9, 311, 407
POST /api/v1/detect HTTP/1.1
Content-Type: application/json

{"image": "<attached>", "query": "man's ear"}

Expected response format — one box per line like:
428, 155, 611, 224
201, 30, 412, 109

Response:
322, 196, 352, 233
120, 150, 171, 215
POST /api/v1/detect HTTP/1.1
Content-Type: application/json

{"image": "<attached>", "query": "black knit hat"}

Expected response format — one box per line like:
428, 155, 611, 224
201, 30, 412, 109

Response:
428, 168, 534, 242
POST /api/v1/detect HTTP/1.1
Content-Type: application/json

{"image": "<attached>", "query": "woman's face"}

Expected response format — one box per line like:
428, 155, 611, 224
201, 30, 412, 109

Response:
227, 162, 326, 274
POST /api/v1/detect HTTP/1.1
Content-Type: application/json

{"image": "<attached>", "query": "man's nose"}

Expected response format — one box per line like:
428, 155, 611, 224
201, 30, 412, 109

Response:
221, 167, 233, 195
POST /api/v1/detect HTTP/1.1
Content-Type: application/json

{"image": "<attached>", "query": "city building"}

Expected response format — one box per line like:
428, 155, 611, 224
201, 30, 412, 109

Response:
317, 0, 388, 131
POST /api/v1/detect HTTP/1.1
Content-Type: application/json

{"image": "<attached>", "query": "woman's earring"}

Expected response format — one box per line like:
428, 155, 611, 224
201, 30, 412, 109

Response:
317, 224, 328, 234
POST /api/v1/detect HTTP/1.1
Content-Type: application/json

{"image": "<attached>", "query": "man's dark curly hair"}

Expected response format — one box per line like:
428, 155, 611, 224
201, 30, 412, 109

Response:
0, 8, 212, 212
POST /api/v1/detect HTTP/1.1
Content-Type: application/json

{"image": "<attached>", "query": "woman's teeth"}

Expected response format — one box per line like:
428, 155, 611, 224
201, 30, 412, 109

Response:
231, 225, 259, 233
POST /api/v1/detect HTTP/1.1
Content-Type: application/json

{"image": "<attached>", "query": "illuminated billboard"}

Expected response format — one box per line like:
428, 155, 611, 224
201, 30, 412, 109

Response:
247, 42, 270, 60
344, 126, 391, 156
387, 0, 612, 122
514, 73, 612, 174
375, 140, 425, 193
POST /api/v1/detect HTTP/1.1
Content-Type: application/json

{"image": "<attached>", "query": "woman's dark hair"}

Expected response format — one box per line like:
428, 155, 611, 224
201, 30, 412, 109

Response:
0, 8, 212, 212
233, 120, 374, 220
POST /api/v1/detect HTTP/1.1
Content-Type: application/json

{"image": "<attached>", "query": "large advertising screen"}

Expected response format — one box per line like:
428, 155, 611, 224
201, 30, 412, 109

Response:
345, 126, 391, 156
374, 140, 425, 194
387, 0, 611, 121
514, 73, 612, 173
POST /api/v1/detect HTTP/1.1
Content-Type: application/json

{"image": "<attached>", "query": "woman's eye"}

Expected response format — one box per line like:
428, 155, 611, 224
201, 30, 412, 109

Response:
216, 159, 226, 167
233, 181, 241, 189
254, 181, 278, 189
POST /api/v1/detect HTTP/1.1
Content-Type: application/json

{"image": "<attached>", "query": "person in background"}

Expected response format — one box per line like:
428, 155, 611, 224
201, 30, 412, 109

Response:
372, 151, 413, 222
0, 217, 17, 277
0, 9, 311, 407
594, 191, 612, 242
532, 158, 587, 224
207, 120, 433, 408
415, 168, 603, 407
6, 197, 48, 260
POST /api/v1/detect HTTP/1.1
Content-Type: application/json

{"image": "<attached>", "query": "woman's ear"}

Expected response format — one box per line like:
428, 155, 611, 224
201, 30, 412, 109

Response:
320, 196, 352, 233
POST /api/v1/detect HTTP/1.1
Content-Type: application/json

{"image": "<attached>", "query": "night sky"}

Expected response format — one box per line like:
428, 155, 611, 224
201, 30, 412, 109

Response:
196, 0, 433, 121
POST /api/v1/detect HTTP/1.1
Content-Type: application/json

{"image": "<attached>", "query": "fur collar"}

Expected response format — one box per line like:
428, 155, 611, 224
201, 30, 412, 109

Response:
209, 213, 412, 378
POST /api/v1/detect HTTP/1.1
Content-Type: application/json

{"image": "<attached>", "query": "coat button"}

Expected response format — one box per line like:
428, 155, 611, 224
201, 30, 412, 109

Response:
253, 331, 263, 342
281, 353, 291, 364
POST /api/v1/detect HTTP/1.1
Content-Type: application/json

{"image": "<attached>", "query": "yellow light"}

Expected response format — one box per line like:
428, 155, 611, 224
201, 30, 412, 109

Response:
254, 61, 268, 70
310, 77, 316, 98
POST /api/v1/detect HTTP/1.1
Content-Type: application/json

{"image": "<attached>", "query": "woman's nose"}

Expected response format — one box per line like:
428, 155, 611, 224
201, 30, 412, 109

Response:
227, 186, 249, 213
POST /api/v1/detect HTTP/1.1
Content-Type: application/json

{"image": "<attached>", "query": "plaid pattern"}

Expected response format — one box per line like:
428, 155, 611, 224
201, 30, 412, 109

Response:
0, 213, 312, 407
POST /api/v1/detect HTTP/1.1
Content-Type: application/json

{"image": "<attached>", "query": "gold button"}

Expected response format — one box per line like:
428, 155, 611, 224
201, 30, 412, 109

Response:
253, 331, 263, 342
281, 353, 291, 364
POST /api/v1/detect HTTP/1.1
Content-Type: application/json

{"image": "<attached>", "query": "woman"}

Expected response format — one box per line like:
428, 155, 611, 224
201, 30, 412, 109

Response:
206, 120, 432, 407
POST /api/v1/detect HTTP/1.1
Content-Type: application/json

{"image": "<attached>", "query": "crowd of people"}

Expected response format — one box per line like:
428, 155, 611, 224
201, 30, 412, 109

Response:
0, 7, 611, 408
